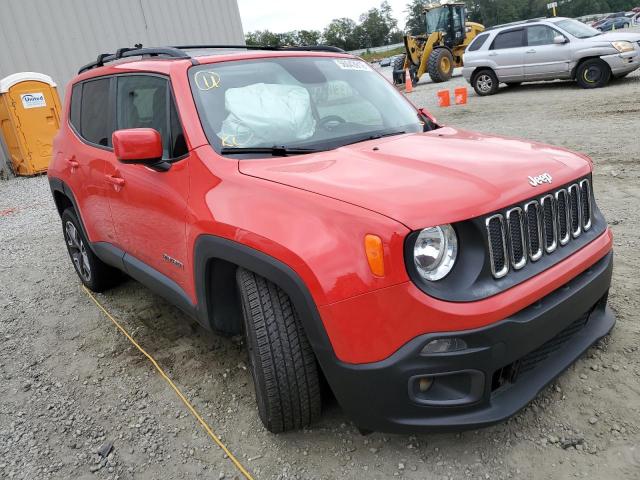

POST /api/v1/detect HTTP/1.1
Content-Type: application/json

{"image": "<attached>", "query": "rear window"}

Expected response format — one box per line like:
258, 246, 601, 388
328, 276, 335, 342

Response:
80, 78, 112, 147
491, 29, 525, 50
468, 33, 489, 51
69, 84, 81, 132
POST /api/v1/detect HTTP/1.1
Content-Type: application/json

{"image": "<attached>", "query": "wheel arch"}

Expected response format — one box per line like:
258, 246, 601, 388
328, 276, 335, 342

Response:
571, 56, 609, 80
470, 66, 495, 81
194, 235, 336, 365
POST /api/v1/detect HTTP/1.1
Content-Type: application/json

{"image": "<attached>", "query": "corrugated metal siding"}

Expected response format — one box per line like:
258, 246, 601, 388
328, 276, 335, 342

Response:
0, 0, 244, 169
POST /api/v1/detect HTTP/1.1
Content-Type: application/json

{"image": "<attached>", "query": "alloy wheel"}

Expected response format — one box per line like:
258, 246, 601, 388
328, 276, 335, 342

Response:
65, 221, 91, 282
477, 74, 493, 94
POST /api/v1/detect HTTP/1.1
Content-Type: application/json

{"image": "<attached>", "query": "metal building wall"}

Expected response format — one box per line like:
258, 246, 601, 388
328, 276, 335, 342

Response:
0, 0, 244, 170
0, 0, 244, 95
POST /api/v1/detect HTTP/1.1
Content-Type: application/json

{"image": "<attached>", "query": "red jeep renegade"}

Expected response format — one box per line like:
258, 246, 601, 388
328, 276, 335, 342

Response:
48, 45, 615, 434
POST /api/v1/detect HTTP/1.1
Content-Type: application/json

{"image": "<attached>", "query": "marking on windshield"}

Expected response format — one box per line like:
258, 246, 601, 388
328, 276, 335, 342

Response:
333, 59, 371, 72
195, 71, 221, 91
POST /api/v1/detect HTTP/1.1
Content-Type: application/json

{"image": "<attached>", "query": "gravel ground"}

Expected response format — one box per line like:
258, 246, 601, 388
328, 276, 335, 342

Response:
1, 66, 640, 480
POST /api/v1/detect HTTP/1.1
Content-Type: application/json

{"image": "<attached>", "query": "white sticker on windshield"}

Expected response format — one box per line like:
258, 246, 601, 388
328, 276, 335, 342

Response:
334, 59, 371, 72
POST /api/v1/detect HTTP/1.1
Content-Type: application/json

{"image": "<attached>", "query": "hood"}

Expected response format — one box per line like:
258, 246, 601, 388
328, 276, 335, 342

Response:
239, 128, 592, 230
585, 32, 640, 42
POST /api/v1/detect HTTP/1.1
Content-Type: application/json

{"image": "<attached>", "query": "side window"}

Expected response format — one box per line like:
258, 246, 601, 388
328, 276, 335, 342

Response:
491, 29, 525, 50
69, 83, 82, 132
116, 75, 188, 160
116, 75, 170, 158
80, 78, 112, 147
468, 33, 489, 51
527, 25, 560, 46
170, 96, 188, 158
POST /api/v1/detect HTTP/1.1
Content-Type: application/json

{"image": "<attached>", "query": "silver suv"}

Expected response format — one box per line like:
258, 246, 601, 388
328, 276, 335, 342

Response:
463, 17, 640, 95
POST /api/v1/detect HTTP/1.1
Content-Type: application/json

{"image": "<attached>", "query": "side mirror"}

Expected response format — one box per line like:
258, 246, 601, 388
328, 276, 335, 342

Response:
553, 35, 567, 44
112, 128, 170, 171
418, 107, 439, 129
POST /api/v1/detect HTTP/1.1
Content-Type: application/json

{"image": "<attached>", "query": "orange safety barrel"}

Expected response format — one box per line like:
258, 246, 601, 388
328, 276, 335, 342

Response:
437, 90, 451, 108
0, 72, 62, 176
454, 87, 468, 105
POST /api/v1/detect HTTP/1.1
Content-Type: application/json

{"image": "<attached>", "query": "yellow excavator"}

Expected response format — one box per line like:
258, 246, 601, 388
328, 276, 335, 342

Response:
393, 1, 484, 85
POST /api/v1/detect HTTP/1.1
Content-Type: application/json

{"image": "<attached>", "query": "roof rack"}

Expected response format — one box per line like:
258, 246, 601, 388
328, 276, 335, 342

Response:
78, 44, 346, 74
78, 46, 191, 74
485, 17, 549, 31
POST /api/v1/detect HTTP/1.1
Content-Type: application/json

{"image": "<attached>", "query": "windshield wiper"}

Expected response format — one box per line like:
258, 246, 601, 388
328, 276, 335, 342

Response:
221, 146, 324, 156
341, 130, 406, 147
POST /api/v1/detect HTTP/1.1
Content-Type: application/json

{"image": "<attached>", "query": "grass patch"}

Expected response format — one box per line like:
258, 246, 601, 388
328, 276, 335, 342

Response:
359, 46, 405, 63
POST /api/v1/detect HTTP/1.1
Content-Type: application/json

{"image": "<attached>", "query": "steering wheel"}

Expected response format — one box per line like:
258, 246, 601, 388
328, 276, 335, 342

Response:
318, 115, 347, 131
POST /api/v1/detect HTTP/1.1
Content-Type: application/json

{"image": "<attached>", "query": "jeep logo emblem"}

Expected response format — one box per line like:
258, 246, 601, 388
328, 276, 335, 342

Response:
528, 173, 553, 187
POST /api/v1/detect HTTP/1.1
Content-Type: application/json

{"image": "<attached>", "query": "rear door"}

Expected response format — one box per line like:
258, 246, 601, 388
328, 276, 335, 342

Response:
105, 74, 191, 289
488, 28, 526, 81
523, 25, 571, 79
66, 77, 117, 243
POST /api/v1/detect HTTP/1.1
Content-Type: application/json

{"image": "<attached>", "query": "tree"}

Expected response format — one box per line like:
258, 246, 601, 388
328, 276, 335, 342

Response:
405, 0, 426, 35
323, 18, 359, 50
357, 1, 400, 47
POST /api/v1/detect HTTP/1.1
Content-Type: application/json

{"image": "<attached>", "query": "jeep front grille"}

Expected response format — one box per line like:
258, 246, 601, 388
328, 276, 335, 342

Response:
486, 178, 592, 279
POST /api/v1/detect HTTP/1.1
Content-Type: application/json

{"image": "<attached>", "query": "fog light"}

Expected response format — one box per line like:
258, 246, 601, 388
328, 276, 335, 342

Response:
418, 377, 433, 392
421, 338, 467, 354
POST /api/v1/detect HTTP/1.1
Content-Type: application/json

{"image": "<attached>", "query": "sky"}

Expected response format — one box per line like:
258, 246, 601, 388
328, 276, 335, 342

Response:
237, 0, 409, 33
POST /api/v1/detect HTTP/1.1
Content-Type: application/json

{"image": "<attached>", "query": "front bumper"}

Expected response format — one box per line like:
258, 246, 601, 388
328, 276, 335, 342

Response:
325, 251, 614, 433
602, 49, 640, 75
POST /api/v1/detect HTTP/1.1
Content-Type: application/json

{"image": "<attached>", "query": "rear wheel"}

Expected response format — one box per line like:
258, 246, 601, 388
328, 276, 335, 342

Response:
472, 69, 499, 96
236, 268, 321, 433
576, 59, 611, 89
428, 48, 454, 83
61, 208, 121, 292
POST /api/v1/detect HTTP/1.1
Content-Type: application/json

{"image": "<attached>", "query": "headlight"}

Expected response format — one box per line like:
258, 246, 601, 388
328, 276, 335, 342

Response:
612, 41, 634, 53
413, 225, 458, 281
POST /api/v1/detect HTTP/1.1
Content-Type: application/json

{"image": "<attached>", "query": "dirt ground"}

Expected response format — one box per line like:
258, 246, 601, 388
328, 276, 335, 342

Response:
1, 66, 640, 480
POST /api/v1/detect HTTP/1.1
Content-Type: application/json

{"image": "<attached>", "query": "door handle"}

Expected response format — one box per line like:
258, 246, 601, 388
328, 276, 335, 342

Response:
105, 174, 125, 187
526, 49, 536, 54
66, 157, 79, 168
488, 52, 498, 57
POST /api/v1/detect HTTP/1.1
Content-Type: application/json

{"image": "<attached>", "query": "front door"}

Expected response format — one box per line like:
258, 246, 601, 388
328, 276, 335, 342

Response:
524, 25, 571, 79
105, 74, 191, 290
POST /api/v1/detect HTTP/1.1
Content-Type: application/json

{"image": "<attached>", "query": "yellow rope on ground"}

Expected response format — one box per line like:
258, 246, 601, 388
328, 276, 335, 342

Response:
82, 286, 255, 480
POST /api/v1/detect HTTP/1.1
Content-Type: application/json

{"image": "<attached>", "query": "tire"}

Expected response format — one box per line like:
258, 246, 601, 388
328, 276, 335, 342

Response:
236, 268, 321, 433
472, 69, 500, 96
392, 54, 406, 85
61, 208, 121, 292
428, 48, 454, 83
576, 59, 611, 89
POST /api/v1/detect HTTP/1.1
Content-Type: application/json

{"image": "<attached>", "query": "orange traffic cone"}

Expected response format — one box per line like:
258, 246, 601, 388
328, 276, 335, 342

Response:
405, 70, 413, 93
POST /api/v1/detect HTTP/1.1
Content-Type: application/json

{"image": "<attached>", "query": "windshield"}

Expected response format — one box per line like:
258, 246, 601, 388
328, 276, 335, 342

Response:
189, 57, 423, 156
426, 8, 450, 34
554, 19, 601, 38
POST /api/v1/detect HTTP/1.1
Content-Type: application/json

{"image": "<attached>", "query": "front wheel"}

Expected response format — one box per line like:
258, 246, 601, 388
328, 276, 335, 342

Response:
236, 268, 321, 433
472, 69, 500, 96
428, 48, 454, 83
576, 59, 611, 89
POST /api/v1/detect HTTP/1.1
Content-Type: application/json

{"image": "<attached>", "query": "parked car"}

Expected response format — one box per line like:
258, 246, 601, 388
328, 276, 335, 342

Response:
597, 17, 631, 31
592, 11, 627, 29
380, 56, 392, 67
50, 44, 615, 434
463, 17, 640, 95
